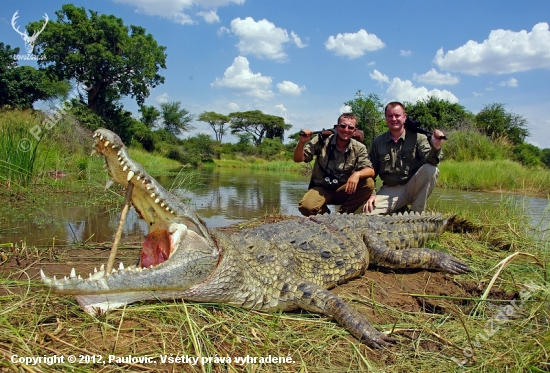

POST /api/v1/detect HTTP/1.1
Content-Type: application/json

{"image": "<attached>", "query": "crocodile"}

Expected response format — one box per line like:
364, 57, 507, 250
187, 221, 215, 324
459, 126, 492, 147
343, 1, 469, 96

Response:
40, 128, 471, 349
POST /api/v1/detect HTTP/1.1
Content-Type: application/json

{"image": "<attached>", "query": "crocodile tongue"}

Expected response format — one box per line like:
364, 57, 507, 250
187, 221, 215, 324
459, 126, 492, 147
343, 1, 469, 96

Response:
141, 230, 171, 268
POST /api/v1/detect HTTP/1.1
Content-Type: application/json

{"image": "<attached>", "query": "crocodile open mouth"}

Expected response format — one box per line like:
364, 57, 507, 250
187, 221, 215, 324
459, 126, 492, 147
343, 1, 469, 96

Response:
141, 230, 171, 267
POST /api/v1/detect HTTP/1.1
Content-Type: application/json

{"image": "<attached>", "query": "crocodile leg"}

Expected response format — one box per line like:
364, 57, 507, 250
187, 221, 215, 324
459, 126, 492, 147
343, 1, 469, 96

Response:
292, 280, 396, 349
365, 236, 471, 275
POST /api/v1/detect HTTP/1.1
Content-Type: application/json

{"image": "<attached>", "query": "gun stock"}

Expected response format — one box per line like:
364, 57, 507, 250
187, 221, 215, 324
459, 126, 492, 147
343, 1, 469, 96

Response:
404, 118, 447, 140
299, 127, 365, 142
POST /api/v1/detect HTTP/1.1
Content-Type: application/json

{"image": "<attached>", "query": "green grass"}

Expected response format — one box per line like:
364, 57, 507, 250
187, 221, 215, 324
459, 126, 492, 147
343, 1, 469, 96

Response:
0, 111, 42, 187
439, 159, 550, 197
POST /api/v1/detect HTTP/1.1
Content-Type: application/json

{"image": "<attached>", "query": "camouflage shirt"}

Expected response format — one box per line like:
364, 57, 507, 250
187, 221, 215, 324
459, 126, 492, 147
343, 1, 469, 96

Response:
304, 134, 373, 189
368, 129, 442, 187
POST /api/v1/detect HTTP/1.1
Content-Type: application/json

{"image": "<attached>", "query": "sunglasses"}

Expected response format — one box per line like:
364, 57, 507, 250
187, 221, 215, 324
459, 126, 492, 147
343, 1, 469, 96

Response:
338, 124, 356, 131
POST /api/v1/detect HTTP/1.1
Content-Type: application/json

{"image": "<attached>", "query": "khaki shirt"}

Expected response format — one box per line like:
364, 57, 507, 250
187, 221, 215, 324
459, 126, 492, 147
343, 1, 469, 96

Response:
304, 134, 373, 188
369, 130, 442, 187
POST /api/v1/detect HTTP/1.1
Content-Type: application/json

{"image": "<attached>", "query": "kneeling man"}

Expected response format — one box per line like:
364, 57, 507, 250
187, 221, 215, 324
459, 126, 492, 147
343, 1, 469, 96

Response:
295, 113, 375, 216
364, 102, 445, 215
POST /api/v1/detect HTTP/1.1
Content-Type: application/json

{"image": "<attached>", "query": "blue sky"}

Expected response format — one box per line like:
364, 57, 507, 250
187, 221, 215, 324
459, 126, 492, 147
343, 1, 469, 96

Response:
2, 0, 550, 148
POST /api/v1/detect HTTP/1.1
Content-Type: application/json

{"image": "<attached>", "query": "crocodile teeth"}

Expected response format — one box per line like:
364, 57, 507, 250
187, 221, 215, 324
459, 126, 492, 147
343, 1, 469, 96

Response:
136, 175, 141, 180
160, 202, 165, 207
105, 179, 114, 190
150, 193, 156, 198
104, 140, 110, 147
123, 165, 128, 172
146, 184, 153, 190
127, 171, 135, 181
154, 198, 160, 204
70, 268, 76, 279
90, 149, 98, 156
40, 270, 52, 285
119, 262, 124, 270
100, 135, 104, 141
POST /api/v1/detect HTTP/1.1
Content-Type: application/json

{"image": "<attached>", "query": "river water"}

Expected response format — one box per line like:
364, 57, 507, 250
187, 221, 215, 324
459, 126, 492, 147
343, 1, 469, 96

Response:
1, 167, 548, 246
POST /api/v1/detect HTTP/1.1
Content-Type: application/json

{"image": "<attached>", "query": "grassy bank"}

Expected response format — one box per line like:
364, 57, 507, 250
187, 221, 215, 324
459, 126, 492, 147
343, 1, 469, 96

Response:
439, 159, 550, 197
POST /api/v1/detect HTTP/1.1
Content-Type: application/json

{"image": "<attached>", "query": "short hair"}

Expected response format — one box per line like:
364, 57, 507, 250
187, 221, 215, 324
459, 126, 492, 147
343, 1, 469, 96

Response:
338, 112, 357, 124
384, 102, 406, 115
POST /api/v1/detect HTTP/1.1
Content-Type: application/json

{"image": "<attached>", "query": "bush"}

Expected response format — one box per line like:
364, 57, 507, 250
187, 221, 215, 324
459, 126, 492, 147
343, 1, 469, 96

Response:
443, 129, 511, 161
513, 143, 542, 167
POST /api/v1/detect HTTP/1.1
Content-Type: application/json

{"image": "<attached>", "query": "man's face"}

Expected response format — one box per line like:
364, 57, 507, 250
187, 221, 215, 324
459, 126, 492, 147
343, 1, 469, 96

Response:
385, 105, 407, 132
336, 117, 357, 141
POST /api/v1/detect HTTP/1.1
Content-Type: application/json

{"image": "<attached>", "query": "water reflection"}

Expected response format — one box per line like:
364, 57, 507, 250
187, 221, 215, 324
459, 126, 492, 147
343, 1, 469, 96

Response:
1, 167, 548, 246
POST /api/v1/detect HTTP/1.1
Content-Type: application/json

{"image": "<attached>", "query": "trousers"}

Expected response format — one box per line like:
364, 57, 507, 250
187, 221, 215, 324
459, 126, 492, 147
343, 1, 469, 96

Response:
298, 177, 375, 216
369, 164, 439, 215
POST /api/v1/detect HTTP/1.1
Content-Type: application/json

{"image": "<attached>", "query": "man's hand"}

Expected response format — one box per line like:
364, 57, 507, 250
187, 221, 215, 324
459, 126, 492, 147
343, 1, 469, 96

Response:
363, 195, 377, 213
298, 129, 313, 144
345, 172, 360, 194
431, 129, 446, 150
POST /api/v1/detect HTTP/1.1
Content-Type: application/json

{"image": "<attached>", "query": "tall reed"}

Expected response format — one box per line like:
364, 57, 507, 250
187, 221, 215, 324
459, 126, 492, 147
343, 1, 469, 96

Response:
0, 114, 42, 187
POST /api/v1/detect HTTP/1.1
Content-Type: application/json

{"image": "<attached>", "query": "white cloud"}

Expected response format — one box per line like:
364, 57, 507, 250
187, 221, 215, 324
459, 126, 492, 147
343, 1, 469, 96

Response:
277, 81, 305, 96
413, 68, 460, 85
112, 0, 245, 24
340, 104, 352, 113
499, 77, 518, 87
325, 29, 385, 59
434, 22, 550, 75
211, 56, 274, 99
228, 17, 302, 61
367, 61, 376, 66
274, 104, 287, 119
226, 102, 239, 111
400, 50, 411, 56
370, 71, 458, 103
291, 31, 307, 48
369, 69, 389, 84
197, 10, 220, 23
156, 92, 170, 103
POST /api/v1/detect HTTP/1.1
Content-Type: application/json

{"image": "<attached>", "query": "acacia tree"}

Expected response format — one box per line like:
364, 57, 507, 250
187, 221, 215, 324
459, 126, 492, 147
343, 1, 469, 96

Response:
198, 111, 230, 142
159, 101, 195, 137
31, 4, 166, 121
138, 105, 161, 129
344, 90, 385, 146
229, 110, 291, 146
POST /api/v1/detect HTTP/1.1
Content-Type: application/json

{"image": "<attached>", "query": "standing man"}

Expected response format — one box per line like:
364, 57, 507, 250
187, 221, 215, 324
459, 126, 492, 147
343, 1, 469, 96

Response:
294, 113, 375, 216
364, 102, 445, 215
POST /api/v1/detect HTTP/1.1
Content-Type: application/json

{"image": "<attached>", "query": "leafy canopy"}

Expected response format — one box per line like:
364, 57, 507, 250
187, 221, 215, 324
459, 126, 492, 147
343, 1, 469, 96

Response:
344, 90, 385, 145
198, 111, 230, 142
31, 4, 166, 114
229, 110, 291, 146
475, 103, 529, 145
404, 96, 474, 131
0, 43, 67, 109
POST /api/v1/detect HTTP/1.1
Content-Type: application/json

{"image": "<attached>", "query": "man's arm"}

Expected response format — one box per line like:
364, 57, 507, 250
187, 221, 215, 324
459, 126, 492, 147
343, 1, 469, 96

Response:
293, 130, 312, 162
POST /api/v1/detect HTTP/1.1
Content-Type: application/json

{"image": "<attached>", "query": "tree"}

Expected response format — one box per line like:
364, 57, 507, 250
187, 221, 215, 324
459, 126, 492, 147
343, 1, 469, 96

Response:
405, 96, 474, 131
198, 111, 230, 142
475, 103, 529, 145
541, 148, 550, 169
139, 105, 160, 129
31, 4, 166, 121
0, 43, 66, 108
159, 101, 195, 136
344, 90, 385, 146
229, 110, 291, 146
